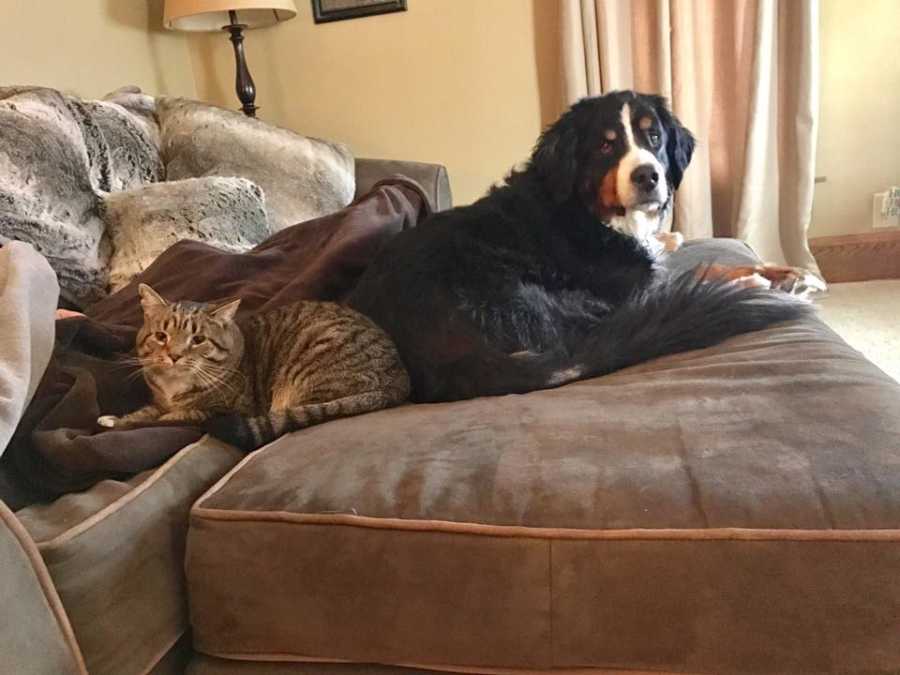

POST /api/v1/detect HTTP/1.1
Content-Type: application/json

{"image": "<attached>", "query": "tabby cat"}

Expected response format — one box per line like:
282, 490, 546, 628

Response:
97, 284, 410, 451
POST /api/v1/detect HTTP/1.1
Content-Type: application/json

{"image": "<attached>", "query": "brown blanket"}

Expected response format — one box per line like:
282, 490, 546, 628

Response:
1, 178, 430, 507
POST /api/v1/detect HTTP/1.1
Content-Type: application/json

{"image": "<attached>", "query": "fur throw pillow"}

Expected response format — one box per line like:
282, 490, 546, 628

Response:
157, 97, 355, 230
101, 177, 271, 292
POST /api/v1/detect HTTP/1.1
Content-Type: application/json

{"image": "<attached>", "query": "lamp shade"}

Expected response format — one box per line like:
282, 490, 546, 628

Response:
163, 0, 297, 31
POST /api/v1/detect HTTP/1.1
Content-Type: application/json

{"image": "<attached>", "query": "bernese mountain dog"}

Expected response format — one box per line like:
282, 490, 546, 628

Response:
349, 90, 815, 403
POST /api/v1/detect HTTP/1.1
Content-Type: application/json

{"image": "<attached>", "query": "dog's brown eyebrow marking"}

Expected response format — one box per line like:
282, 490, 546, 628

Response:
638, 117, 653, 130
604, 130, 617, 140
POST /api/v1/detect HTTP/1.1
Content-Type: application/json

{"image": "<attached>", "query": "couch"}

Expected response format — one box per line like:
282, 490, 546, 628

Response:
3, 88, 900, 675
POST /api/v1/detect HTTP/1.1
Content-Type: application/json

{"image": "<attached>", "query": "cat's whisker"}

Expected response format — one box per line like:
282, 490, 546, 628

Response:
110, 357, 148, 371
193, 365, 240, 395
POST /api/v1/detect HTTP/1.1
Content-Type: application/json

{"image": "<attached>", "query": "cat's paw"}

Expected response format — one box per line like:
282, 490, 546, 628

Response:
97, 415, 119, 428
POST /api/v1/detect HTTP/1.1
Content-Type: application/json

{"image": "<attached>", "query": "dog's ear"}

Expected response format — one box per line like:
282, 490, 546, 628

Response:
652, 97, 695, 190
530, 113, 581, 203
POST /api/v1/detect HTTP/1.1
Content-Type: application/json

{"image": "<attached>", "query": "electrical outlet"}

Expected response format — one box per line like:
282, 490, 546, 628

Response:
873, 189, 900, 229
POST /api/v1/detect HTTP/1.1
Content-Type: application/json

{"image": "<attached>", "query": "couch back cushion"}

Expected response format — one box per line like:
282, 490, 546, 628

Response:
157, 97, 355, 230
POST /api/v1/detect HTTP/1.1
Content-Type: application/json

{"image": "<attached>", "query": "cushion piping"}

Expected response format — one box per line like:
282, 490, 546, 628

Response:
199, 650, 691, 675
191, 508, 900, 542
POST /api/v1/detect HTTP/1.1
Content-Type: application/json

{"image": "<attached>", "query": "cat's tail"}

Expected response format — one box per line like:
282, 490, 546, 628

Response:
206, 390, 405, 452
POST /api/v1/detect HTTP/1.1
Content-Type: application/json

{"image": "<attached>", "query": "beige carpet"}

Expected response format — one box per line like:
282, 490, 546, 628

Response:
816, 280, 900, 383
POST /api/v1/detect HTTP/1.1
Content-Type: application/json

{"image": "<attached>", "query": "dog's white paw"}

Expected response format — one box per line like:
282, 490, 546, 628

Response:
97, 415, 119, 428
757, 264, 826, 297
654, 231, 684, 253
733, 273, 773, 290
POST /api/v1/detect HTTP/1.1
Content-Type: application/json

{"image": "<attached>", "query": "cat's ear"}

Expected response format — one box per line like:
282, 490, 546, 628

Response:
209, 298, 241, 322
138, 284, 168, 313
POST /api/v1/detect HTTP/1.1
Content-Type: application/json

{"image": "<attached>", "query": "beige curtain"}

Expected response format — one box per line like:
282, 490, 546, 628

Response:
561, 0, 822, 275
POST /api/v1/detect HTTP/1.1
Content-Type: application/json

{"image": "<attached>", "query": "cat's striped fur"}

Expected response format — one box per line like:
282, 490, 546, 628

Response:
97, 284, 409, 451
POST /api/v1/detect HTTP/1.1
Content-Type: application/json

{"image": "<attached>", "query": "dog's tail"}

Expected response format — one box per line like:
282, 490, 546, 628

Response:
567, 270, 812, 381
421, 271, 812, 402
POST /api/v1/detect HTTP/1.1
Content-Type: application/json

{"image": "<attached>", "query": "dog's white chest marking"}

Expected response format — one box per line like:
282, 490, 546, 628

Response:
609, 210, 666, 258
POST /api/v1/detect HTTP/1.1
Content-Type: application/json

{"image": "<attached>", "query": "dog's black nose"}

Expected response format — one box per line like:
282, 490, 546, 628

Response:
631, 165, 659, 191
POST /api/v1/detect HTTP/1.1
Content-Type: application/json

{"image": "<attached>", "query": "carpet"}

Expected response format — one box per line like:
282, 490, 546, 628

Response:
816, 280, 900, 383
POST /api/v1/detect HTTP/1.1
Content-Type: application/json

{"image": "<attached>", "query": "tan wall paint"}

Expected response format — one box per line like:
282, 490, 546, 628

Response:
188, 0, 563, 204
0, 0, 195, 100
811, 0, 900, 237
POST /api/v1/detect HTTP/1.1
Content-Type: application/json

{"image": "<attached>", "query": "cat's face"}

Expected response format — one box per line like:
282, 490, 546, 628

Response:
136, 284, 244, 384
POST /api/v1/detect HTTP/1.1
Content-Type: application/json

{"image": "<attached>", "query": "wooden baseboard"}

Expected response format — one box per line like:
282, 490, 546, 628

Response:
810, 231, 900, 283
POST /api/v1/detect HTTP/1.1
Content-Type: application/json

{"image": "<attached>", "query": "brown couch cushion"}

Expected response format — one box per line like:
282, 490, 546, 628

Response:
17, 437, 241, 675
187, 310, 900, 673
0, 501, 86, 675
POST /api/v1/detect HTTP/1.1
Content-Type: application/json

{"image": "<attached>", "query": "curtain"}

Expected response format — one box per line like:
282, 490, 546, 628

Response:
561, 0, 822, 275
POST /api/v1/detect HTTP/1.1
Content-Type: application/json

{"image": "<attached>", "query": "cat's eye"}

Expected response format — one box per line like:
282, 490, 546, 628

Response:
192, 335, 206, 345
154, 331, 167, 343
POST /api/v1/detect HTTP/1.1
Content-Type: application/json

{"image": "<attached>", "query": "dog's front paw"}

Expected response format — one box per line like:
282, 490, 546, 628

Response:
97, 415, 119, 429
756, 265, 826, 298
654, 231, 684, 253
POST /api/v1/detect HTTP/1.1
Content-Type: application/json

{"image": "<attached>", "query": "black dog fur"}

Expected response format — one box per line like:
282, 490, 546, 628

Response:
348, 91, 810, 403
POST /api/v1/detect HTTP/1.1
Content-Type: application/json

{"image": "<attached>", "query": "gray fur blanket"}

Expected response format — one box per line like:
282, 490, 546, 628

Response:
0, 86, 161, 306
0, 85, 355, 308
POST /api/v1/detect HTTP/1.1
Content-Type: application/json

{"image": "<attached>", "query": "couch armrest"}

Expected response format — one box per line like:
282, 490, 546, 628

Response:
0, 501, 87, 674
355, 158, 452, 212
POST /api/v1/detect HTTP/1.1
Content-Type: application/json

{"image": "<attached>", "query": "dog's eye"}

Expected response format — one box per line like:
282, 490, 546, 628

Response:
192, 335, 206, 346
599, 140, 614, 155
154, 331, 168, 343
648, 132, 661, 146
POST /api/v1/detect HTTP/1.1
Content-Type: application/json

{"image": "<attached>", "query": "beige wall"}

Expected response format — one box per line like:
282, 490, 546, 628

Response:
0, 0, 195, 100
811, 0, 900, 237
189, 0, 563, 204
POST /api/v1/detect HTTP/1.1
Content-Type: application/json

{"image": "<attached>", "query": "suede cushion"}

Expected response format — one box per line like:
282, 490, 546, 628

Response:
0, 501, 86, 675
102, 176, 271, 291
158, 97, 355, 230
16, 437, 241, 675
186, 244, 900, 674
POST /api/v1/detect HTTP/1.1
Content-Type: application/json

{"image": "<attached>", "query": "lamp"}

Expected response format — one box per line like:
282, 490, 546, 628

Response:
164, 0, 297, 117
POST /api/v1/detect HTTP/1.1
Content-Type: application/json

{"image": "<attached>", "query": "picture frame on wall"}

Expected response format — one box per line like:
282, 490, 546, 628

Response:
312, 0, 407, 24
